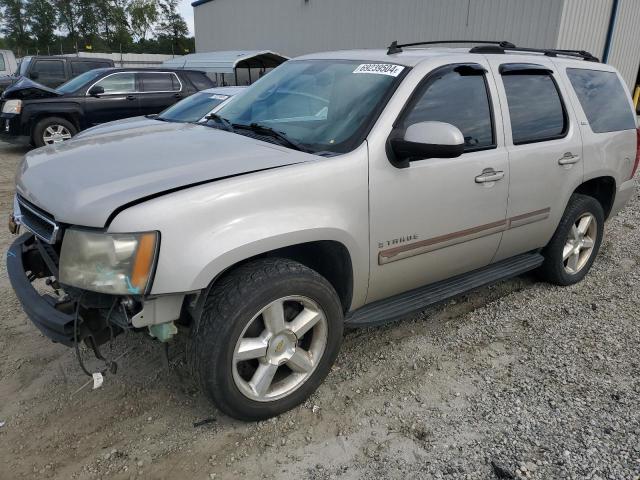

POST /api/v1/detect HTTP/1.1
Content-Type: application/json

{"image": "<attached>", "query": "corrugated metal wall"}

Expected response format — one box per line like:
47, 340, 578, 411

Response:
555, 0, 612, 58
194, 0, 564, 57
607, 0, 640, 90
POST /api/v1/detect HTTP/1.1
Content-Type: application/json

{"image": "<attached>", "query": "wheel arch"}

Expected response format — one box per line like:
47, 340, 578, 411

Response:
573, 176, 616, 219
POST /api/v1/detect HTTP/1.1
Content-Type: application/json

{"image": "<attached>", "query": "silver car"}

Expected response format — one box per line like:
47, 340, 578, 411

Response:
7, 42, 638, 421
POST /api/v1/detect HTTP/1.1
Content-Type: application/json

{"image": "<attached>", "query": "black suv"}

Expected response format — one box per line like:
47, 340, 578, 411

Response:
0, 68, 215, 147
0, 56, 115, 93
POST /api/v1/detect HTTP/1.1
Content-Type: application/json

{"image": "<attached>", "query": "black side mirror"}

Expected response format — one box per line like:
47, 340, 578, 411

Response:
388, 121, 465, 167
88, 85, 105, 97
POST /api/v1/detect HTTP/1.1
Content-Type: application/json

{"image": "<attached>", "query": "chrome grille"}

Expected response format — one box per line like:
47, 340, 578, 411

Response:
15, 195, 60, 244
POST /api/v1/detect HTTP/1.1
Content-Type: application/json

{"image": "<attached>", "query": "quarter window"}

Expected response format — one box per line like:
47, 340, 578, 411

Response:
0, 54, 5, 71
502, 73, 566, 145
401, 67, 494, 150
93, 72, 136, 93
139, 72, 180, 92
566, 68, 636, 133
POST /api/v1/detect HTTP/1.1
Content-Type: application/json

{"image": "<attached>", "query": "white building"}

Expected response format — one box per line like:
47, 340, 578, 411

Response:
191, 0, 640, 91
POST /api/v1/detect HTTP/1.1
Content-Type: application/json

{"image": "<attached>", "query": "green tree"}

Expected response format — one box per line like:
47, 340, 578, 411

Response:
26, 0, 57, 53
77, 0, 101, 48
156, 0, 188, 53
128, 0, 158, 41
54, 0, 80, 47
0, 0, 29, 54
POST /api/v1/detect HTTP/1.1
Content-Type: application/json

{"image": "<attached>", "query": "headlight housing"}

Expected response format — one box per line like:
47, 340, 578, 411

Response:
2, 99, 22, 114
59, 229, 159, 295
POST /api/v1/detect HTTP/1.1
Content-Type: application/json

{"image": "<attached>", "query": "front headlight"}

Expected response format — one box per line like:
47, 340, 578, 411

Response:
2, 99, 22, 114
59, 229, 159, 295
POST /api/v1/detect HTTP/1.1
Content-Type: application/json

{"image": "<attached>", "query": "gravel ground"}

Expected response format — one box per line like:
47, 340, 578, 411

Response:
0, 141, 639, 480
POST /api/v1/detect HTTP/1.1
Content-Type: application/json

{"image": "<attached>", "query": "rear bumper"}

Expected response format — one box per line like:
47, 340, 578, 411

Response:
7, 233, 76, 346
610, 178, 636, 218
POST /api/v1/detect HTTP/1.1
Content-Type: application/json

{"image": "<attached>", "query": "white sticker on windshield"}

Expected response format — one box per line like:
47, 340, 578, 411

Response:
210, 94, 229, 100
353, 64, 405, 77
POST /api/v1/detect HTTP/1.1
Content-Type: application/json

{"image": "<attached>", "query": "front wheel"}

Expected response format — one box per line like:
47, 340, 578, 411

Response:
538, 194, 604, 285
32, 117, 77, 148
191, 258, 344, 421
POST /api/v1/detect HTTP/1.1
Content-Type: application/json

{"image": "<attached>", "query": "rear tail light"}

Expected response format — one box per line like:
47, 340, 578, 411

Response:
633, 128, 640, 179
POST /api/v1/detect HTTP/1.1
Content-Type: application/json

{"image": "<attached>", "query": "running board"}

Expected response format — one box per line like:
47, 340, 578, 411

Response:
345, 252, 544, 328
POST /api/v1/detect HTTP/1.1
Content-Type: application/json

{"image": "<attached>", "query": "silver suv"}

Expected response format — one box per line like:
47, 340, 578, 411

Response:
8, 42, 639, 421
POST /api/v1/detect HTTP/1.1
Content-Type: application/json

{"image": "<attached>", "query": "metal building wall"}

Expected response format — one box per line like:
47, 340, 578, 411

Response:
194, 0, 564, 58
555, 0, 612, 58
607, 0, 640, 90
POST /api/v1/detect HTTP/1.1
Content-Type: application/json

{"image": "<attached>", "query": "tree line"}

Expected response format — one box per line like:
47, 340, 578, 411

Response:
0, 0, 195, 57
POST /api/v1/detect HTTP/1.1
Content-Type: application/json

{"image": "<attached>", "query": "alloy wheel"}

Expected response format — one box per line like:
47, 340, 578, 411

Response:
43, 125, 72, 145
563, 212, 597, 274
232, 295, 328, 402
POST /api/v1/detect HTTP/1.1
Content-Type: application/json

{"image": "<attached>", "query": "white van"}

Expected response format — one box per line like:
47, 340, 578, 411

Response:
0, 50, 18, 77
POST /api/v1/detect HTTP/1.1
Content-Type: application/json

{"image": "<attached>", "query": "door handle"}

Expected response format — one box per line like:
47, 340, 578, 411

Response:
475, 169, 505, 183
558, 152, 580, 165
126, 95, 136, 101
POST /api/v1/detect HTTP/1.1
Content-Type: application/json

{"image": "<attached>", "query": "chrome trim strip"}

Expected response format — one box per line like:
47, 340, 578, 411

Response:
15, 196, 60, 244
378, 207, 551, 265
85, 71, 183, 96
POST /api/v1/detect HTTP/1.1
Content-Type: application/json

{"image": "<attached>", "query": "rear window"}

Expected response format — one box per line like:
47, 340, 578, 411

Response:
139, 72, 180, 92
186, 71, 215, 90
502, 73, 567, 145
566, 68, 636, 133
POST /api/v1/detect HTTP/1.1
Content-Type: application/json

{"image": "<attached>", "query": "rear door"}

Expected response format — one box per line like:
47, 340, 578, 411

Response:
138, 72, 183, 116
486, 58, 584, 261
84, 72, 141, 125
29, 59, 66, 88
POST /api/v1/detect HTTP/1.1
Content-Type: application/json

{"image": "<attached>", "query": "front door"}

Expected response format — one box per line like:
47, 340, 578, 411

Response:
84, 72, 141, 125
367, 60, 509, 303
486, 59, 584, 262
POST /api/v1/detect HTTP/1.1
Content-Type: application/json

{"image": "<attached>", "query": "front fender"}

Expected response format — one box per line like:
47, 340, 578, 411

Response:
108, 144, 370, 309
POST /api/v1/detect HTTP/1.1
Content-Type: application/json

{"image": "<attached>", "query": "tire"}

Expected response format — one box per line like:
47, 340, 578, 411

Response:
538, 194, 604, 286
32, 117, 77, 148
191, 258, 344, 421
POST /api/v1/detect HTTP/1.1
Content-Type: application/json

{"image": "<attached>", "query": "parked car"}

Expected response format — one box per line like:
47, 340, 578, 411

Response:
7, 42, 638, 421
74, 86, 246, 139
0, 49, 18, 77
0, 55, 115, 96
0, 67, 215, 147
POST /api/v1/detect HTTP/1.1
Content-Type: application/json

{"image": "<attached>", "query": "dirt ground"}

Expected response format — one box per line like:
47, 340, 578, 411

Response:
0, 141, 639, 480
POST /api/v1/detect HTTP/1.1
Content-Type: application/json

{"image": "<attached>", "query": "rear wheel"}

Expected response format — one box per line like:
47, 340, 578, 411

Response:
538, 194, 604, 285
191, 258, 343, 421
32, 117, 77, 148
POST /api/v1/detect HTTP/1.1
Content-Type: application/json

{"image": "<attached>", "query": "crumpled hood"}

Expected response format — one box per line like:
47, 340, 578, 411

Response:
17, 122, 315, 228
2, 76, 62, 99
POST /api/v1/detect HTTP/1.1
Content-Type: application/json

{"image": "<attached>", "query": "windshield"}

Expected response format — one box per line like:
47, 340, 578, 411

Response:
215, 60, 407, 153
56, 69, 106, 94
159, 91, 229, 122
17, 57, 30, 76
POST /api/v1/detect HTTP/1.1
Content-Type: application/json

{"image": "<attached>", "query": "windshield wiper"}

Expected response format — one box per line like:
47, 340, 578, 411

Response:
205, 113, 234, 132
232, 122, 311, 153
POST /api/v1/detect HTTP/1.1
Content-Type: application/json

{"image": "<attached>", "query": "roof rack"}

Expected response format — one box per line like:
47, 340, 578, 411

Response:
386, 40, 599, 62
469, 44, 600, 62
387, 40, 515, 55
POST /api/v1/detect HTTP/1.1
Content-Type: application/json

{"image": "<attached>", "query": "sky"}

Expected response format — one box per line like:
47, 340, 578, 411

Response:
178, 0, 196, 36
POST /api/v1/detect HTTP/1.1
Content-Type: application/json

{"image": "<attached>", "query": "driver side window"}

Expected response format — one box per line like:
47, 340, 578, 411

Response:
402, 66, 495, 151
93, 73, 136, 94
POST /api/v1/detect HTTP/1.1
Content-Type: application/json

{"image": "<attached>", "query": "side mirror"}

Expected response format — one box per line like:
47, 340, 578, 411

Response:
388, 121, 465, 166
88, 85, 104, 97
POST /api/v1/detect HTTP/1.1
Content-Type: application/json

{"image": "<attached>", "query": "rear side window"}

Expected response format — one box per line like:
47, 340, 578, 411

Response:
401, 66, 495, 150
32, 60, 66, 84
186, 71, 215, 90
502, 73, 567, 145
139, 72, 180, 92
566, 68, 636, 133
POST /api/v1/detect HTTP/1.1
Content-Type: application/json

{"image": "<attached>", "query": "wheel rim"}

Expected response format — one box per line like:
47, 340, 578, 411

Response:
232, 295, 328, 402
43, 125, 72, 145
563, 212, 597, 274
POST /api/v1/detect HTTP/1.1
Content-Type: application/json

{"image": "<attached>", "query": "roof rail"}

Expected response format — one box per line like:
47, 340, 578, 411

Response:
387, 40, 515, 55
469, 44, 600, 62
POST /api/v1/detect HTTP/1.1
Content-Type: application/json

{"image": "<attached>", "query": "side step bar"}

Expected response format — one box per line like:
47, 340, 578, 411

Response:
345, 252, 544, 328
